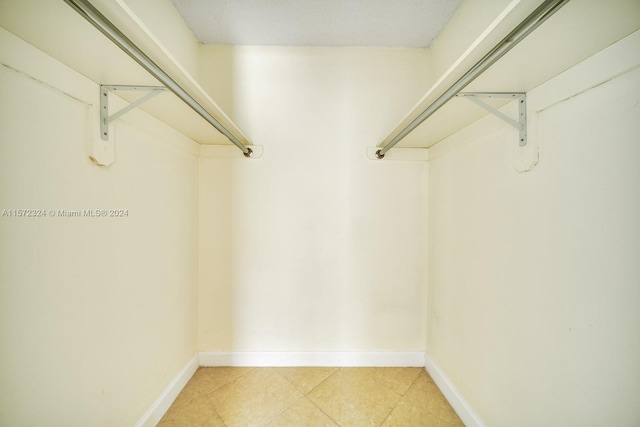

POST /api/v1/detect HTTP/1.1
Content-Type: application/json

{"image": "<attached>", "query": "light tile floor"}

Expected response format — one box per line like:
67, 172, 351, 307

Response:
158, 367, 464, 426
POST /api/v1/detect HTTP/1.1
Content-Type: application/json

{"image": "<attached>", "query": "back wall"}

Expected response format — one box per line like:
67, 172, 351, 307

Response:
198, 46, 431, 354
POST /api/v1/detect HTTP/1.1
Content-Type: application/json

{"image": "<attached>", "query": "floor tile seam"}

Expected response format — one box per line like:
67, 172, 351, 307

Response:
367, 376, 411, 398
429, 405, 461, 425
370, 394, 405, 427
162, 396, 194, 417
358, 383, 403, 405
195, 391, 230, 425
306, 367, 403, 411
265, 366, 305, 400
356, 392, 402, 417
394, 394, 428, 415
208, 397, 229, 427
270, 367, 310, 396
161, 389, 210, 421
349, 371, 404, 402
162, 391, 227, 425
405, 393, 451, 419
205, 368, 303, 405
421, 379, 452, 406
391, 370, 458, 423
200, 366, 257, 390
401, 390, 458, 425
382, 399, 442, 427
204, 366, 264, 401
205, 403, 231, 427
265, 367, 309, 403
264, 390, 320, 427
190, 380, 228, 398
404, 367, 436, 396
250, 367, 307, 426
261, 390, 307, 427
303, 394, 343, 427
399, 367, 426, 393
303, 366, 342, 396
408, 368, 426, 388
308, 383, 399, 427
279, 367, 338, 396
377, 401, 397, 427
339, 367, 418, 398
421, 367, 439, 384
204, 386, 236, 420
194, 367, 446, 426
204, 365, 258, 379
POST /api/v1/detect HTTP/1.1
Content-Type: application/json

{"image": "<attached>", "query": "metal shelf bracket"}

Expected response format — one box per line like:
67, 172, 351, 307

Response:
457, 92, 527, 146
100, 85, 167, 140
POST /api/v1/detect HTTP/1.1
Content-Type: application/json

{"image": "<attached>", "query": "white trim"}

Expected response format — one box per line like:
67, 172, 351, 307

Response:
199, 351, 426, 367
424, 353, 486, 427
135, 355, 199, 427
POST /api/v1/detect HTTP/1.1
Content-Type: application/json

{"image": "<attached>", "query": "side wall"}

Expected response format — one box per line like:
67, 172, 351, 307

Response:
427, 32, 640, 426
0, 28, 199, 426
198, 47, 430, 354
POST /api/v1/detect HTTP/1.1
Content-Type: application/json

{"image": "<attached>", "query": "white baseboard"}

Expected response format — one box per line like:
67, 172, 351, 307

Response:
199, 351, 426, 367
135, 354, 199, 427
424, 353, 486, 427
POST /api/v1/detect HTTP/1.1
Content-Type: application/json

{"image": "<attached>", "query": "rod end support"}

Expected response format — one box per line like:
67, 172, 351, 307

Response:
375, 149, 385, 159
243, 147, 253, 158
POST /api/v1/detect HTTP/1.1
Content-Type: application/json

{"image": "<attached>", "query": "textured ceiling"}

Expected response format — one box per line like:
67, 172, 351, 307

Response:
169, 0, 463, 48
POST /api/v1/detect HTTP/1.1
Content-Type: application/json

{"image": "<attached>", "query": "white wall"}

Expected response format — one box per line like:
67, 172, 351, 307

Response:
198, 47, 431, 353
427, 31, 640, 426
0, 28, 198, 426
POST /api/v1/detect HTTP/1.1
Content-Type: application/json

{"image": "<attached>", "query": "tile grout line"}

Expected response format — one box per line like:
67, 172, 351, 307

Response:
304, 366, 342, 427
305, 366, 342, 396
262, 368, 308, 426
414, 369, 464, 425
205, 393, 227, 427
362, 367, 423, 398
304, 395, 342, 427
274, 366, 338, 396
201, 366, 257, 385
303, 366, 344, 425
272, 367, 342, 426
165, 367, 458, 426
159, 369, 211, 421
377, 405, 396, 427
201, 367, 259, 426
306, 367, 412, 427
378, 368, 435, 427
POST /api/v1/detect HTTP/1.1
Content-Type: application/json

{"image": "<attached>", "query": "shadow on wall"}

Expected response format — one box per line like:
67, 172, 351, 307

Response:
197, 46, 431, 354
198, 45, 237, 125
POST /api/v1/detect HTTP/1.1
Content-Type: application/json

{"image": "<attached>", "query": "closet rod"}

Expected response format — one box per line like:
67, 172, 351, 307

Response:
64, 0, 253, 157
376, 0, 570, 159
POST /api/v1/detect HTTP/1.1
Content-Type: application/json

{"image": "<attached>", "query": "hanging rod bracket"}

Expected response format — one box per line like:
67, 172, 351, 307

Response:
100, 85, 167, 141
65, 0, 252, 155
457, 92, 527, 147
376, 0, 568, 157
